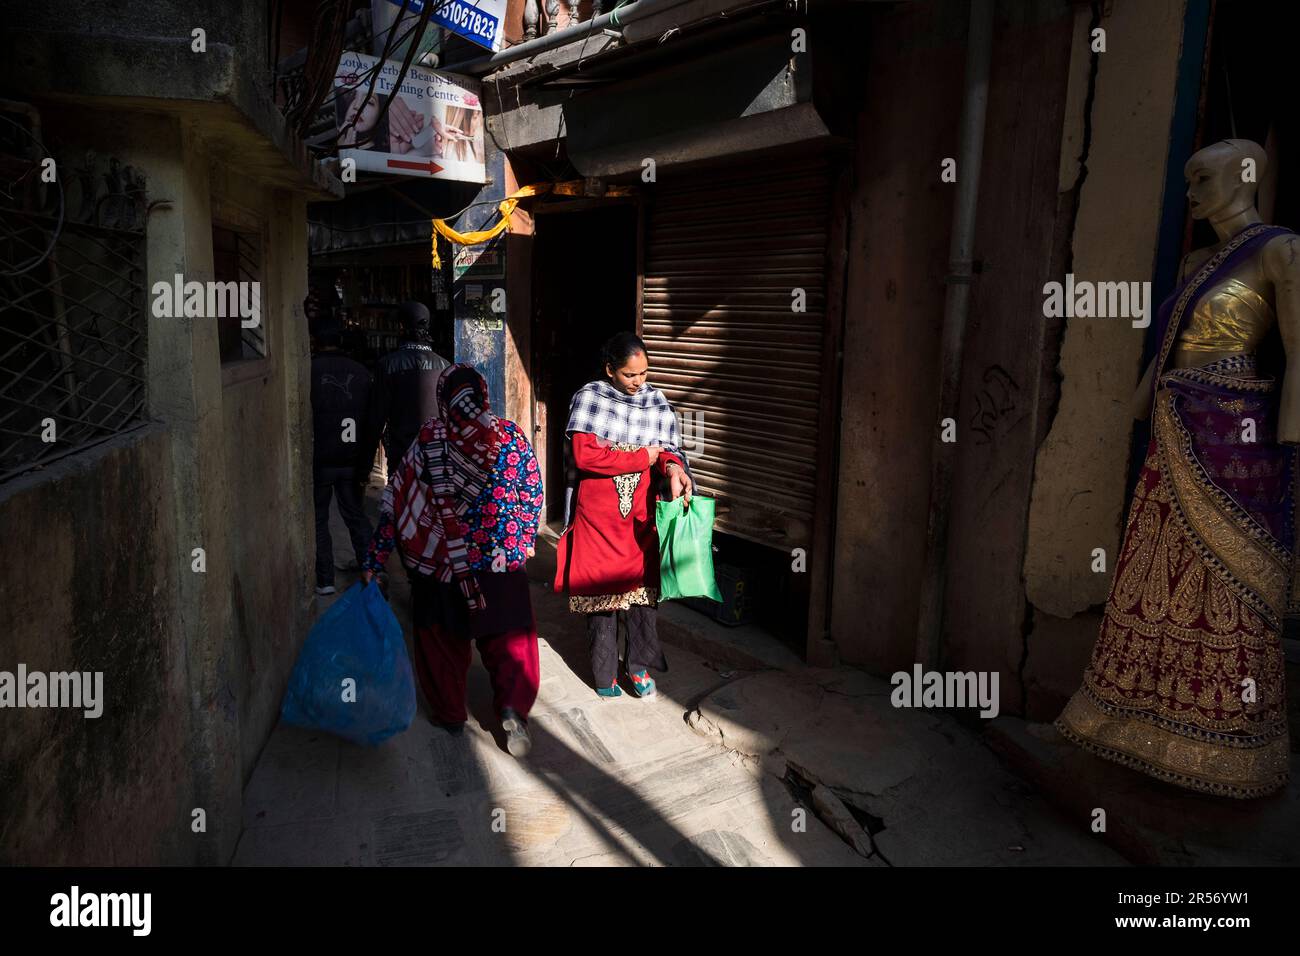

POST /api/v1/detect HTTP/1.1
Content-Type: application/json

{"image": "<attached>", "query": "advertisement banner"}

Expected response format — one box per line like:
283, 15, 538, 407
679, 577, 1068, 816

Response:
334, 50, 486, 183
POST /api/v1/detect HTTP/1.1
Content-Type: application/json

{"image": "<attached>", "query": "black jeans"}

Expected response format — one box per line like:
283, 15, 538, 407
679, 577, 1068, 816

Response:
586, 605, 668, 688
313, 466, 371, 587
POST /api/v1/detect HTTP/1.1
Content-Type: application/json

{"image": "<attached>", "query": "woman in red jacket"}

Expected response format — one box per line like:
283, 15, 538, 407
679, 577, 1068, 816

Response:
554, 332, 693, 699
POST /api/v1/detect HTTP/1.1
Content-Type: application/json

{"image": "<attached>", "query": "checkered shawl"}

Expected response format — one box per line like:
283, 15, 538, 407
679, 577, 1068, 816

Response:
564, 379, 683, 450
562, 379, 692, 528
385, 364, 499, 611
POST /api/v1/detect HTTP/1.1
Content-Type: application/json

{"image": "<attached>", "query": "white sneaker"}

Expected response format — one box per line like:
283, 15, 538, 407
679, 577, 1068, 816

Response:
315, 584, 336, 595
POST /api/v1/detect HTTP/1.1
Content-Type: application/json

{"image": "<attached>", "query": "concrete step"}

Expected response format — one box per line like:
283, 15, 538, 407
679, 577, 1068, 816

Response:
982, 715, 1300, 865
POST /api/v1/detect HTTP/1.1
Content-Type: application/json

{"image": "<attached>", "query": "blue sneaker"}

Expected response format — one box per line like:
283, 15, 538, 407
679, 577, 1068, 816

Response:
628, 669, 656, 699
596, 681, 623, 698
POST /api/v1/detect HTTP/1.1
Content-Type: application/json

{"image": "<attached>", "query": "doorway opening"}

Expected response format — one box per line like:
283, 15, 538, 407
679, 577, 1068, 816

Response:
531, 202, 639, 534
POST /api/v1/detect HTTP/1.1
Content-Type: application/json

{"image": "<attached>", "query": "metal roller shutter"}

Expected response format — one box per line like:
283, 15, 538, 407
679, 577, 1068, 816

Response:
642, 155, 835, 549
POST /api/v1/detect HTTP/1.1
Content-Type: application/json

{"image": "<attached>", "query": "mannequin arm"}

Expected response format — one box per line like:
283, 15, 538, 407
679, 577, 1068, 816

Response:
1264, 234, 1300, 444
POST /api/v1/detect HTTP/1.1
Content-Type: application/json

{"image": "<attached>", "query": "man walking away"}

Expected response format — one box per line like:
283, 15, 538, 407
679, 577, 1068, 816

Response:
311, 306, 373, 595
360, 300, 450, 475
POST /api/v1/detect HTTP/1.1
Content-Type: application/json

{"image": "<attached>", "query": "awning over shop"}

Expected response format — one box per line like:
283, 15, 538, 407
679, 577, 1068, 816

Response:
485, 9, 848, 180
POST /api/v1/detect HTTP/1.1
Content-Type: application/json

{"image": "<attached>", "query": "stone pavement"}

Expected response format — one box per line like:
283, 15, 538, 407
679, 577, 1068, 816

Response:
234, 600, 863, 865
232, 494, 1126, 866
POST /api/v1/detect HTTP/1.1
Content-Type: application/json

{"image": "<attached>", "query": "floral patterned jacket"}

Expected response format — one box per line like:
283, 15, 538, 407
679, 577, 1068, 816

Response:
364, 418, 543, 574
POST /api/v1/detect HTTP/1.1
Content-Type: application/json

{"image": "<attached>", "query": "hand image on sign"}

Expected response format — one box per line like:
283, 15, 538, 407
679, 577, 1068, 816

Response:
333, 51, 486, 183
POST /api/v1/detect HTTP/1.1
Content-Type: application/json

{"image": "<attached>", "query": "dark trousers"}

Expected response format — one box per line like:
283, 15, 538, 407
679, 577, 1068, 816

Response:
313, 465, 371, 586
587, 605, 668, 688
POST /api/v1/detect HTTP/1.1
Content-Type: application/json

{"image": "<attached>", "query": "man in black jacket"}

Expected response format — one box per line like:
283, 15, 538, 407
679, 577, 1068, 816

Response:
311, 307, 373, 595
360, 300, 450, 477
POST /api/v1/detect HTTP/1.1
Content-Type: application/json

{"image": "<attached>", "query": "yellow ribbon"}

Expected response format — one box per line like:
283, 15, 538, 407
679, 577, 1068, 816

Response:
430, 183, 551, 270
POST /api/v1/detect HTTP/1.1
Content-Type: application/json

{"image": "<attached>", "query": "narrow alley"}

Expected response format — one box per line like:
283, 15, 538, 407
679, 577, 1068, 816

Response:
5, 2, 1300, 934
233, 497, 1125, 867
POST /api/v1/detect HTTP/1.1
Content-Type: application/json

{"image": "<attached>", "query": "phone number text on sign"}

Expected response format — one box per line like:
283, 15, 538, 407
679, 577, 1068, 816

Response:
432, 0, 505, 52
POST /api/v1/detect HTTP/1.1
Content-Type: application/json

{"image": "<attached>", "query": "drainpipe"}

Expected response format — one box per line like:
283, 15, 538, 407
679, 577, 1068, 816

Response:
914, 0, 994, 670
443, 0, 699, 76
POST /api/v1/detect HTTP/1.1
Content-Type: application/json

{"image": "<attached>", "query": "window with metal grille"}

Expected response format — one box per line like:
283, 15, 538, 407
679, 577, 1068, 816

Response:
213, 223, 266, 364
1, 119, 148, 485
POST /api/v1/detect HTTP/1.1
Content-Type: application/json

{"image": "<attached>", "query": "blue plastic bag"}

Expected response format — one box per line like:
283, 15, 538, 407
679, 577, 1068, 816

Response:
280, 581, 416, 746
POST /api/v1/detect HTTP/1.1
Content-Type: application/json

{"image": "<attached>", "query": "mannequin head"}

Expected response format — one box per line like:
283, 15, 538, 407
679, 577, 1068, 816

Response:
1184, 139, 1265, 222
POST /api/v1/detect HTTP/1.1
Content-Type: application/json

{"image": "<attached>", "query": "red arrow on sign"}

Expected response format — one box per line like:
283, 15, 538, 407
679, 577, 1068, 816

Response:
387, 159, 444, 175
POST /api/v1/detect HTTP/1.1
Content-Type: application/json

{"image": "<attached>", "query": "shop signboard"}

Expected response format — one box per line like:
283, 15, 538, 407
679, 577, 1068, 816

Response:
334, 51, 486, 183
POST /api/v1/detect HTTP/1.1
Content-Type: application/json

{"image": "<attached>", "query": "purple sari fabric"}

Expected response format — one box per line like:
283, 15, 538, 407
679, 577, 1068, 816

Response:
1152, 223, 1297, 558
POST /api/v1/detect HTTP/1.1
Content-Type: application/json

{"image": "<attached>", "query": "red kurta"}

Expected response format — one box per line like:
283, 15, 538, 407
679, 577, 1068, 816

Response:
554, 432, 683, 600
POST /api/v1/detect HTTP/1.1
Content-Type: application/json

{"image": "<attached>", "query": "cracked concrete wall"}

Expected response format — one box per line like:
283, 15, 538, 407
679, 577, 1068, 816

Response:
1021, 0, 1188, 717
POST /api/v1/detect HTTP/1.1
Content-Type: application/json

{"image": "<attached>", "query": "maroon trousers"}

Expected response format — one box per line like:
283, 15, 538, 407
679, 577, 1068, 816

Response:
412, 620, 540, 724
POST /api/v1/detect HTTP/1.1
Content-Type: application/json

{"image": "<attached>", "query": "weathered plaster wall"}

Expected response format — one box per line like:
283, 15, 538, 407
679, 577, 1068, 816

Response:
2, 103, 316, 863
11, 108, 244, 864
1021, 0, 1188, 717
831, 0, 1187, 700
0, 427, 188, 865
211, 167, 315, 781
939, 1, 1075, 715
829, 1, 965, 671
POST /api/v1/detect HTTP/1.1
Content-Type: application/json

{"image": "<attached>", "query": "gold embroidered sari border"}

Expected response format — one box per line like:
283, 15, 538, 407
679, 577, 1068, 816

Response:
1074, 680, 1286, 746
1056, 687, 1289, 799
1163, 365, 1275, 394
1083, 670, 1285, 735
1105, 606, 1274, 650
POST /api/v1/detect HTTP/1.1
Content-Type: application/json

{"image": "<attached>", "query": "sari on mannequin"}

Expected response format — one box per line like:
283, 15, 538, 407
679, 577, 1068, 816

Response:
1056, 222, 1297, 798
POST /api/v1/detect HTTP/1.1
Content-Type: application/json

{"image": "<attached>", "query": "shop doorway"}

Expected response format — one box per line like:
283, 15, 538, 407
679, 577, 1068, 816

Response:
531, 202, 639, 532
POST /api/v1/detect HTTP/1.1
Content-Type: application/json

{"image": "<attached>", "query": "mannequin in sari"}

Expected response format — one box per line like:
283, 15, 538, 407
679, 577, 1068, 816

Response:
1056, 139, 1300, 798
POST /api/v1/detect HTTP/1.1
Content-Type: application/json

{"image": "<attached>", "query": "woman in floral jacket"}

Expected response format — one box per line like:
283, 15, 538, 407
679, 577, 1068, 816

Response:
362, 364, 542, 756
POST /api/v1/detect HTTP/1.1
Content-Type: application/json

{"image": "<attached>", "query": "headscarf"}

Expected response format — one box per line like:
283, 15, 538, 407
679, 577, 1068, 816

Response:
387, 364, 500, 610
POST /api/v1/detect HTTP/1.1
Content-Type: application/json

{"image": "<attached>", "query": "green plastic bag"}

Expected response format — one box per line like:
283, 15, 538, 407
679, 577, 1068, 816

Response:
656, 495, 724, 602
